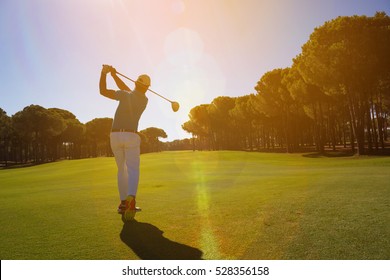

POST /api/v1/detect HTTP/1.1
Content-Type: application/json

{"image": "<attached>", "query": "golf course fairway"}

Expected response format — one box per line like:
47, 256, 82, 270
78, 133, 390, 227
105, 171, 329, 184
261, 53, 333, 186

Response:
0, 151, 389, 260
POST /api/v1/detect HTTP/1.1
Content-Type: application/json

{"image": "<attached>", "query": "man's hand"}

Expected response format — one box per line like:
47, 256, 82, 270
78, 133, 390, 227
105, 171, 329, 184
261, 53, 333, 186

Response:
102, 64, 118, 76
101, 64, 130, 91
110, 66, 117, 76
100, 65, 116, 99
102, 64, 112, 75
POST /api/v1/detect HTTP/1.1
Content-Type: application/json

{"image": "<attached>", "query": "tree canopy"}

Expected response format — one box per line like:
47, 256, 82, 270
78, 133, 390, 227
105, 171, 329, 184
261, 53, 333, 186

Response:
181, 13, 390, 154
0, 105, 168, 165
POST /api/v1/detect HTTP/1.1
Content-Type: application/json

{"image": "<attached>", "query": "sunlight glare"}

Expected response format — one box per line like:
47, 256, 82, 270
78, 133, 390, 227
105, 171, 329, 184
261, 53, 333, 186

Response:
171, 0, 185, 14
164, 28, 204, 66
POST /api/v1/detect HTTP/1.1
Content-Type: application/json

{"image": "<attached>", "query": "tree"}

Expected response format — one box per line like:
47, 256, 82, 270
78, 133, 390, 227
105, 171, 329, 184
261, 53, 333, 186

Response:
255, 68, 299, 152
182, 104, 212, 150
85, 118, 112, 157
283, 66, 329, 152
0, 108, 12, 165
12, 105, 65, 162
48, 108, 85, 159
139, 127, 167, 153
229, 95, 257, 150
296, 12, 390, 154
182, 120, 202, 151
208, 96, 236, 149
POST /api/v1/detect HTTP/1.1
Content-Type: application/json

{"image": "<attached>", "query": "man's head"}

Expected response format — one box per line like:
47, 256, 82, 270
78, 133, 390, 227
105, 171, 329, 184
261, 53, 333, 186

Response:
135, 74, 151, 93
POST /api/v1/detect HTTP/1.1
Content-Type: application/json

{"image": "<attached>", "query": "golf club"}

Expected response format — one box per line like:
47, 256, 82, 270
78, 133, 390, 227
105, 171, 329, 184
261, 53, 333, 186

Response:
103, 65, 180, 112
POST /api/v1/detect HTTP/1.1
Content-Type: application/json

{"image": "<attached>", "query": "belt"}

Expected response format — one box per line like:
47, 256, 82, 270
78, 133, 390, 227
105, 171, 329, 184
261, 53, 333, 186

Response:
111, 129, 137, 133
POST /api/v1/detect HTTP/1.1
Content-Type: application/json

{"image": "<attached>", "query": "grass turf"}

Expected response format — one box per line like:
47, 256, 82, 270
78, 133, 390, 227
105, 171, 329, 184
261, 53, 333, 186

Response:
0, 151, 389, 259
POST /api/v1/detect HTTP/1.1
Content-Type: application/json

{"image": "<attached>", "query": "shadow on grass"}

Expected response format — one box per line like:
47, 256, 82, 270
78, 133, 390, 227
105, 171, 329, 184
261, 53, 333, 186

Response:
120, 220, 203, 260
302, 151, 355, 158
0, 161, 51, 170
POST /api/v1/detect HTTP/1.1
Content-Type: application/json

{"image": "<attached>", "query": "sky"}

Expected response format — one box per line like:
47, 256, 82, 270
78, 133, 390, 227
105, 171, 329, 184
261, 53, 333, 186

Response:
0, 0, 389, 141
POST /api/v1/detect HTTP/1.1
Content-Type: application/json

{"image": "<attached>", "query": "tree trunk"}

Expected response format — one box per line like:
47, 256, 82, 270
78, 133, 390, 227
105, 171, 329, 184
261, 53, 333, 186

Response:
347, 91, 365, 155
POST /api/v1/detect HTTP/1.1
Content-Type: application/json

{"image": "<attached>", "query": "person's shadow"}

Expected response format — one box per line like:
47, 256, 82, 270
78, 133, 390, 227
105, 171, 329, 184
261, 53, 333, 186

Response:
120, 220, 203, 260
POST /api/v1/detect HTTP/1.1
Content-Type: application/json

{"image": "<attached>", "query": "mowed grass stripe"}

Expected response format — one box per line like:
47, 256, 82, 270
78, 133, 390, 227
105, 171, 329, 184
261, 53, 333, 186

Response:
0, 151, 389, 259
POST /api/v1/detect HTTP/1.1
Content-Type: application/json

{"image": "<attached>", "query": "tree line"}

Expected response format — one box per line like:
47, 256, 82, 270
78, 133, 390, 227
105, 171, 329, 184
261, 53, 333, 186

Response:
0, 105, 167, 166
182, 13, 390, 155
1, 13, 389, 164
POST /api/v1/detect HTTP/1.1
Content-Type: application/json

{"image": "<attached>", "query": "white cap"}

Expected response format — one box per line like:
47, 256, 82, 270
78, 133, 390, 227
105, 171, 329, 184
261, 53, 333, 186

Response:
136, 74, 151, 87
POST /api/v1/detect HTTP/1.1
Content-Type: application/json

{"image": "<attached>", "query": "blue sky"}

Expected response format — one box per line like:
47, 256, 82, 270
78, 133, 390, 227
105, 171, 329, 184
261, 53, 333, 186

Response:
1, 0, 389, 141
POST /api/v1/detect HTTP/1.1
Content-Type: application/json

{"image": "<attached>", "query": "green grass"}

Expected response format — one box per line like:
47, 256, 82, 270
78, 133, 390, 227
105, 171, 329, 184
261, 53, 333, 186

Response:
0, 151, 389, 259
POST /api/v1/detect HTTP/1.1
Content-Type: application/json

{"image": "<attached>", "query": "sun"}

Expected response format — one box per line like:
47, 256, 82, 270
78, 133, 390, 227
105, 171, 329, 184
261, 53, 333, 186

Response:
157, 27, 226, 107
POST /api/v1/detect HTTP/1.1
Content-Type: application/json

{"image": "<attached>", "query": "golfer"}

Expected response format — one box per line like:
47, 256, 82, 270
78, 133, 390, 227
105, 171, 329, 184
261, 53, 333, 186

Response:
99, 64, 149, 219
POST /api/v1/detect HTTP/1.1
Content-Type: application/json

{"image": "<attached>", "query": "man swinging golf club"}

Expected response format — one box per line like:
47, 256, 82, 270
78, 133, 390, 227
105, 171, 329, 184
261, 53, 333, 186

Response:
99, 64, 149, 220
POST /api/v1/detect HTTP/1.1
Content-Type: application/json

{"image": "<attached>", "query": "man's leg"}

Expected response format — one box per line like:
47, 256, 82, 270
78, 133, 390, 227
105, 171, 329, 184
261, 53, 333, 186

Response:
121, 133, 141, 220
124, 133, 141, 197
110, 132, 128, 201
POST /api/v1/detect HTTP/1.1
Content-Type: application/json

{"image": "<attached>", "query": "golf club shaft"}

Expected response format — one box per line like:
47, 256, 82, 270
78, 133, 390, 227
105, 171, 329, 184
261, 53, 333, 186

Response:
116, 71, 174, 103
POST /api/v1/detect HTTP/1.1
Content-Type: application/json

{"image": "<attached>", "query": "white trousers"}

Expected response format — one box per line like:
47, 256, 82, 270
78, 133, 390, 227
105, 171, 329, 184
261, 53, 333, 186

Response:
110, 132, 141, 201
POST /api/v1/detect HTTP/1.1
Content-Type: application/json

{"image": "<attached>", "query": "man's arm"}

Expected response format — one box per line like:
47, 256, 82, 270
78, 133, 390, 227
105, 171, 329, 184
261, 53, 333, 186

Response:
99, 65, 116, 100
110, 67, 131, 91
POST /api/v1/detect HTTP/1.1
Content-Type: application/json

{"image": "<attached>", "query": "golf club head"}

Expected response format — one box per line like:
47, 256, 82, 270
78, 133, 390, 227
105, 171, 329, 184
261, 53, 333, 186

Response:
171, 102, 180, 112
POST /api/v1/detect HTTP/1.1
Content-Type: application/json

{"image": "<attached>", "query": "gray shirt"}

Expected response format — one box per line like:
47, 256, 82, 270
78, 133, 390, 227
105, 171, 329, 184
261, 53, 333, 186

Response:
112, 90, 148, 131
